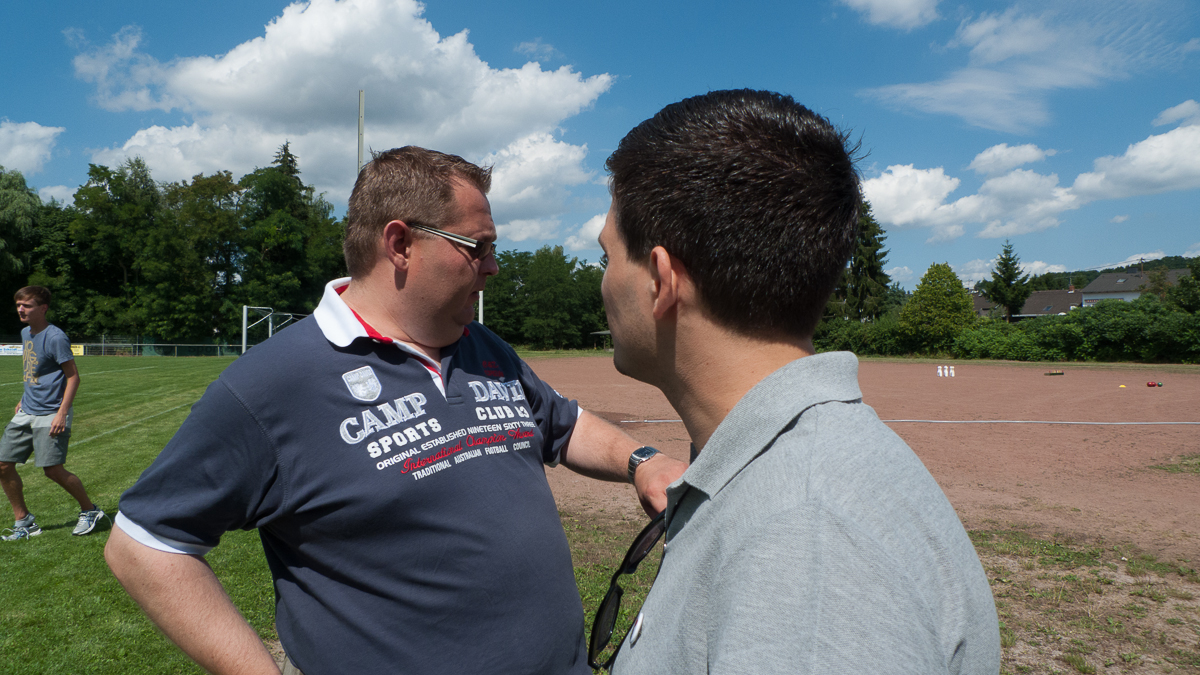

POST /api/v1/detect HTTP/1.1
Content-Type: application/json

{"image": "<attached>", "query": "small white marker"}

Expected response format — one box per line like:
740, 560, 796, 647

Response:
949, 366, 955, 377
937, 366, 944, 377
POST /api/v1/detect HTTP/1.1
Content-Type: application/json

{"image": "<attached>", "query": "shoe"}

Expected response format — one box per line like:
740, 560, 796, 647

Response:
73, 507, 106, 536
2, 514, 42, 541
3, 525, 41, 541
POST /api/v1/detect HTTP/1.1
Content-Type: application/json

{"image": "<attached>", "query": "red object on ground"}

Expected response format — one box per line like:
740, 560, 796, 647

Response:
1148, 381, 1156, 387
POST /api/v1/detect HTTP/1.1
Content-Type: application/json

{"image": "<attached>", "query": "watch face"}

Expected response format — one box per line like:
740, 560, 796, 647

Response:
632, 447, 658, 461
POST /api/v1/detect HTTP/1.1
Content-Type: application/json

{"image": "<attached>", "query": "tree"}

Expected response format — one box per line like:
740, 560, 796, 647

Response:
898, 263, 975, 353
1141, 268, 1173, 301
0, 166, 38, 279
1167, 258, 1200, 314
979, 240, 1031, 322
827, 202, 892, 321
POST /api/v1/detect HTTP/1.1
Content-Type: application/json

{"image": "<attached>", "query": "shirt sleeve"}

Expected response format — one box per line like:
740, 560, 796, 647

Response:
47, 329, 74, 365
117, 377, 288, 552
516, 358, 579, 467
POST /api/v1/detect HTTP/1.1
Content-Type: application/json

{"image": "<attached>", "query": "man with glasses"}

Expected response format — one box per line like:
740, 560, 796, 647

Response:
593, 91, 1000, 673
106, 146, 685, 675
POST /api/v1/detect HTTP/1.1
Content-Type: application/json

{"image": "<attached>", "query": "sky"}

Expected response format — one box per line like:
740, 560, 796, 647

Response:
2, 0, 1198, 289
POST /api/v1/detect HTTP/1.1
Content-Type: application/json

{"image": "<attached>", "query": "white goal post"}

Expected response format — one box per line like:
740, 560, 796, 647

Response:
242, 306, 308, 354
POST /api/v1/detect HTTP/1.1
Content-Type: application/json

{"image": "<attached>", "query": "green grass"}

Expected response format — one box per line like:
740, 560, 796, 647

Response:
1149, 453, 1200, 474
0, 356, 274, 675
0, 355, 653, 673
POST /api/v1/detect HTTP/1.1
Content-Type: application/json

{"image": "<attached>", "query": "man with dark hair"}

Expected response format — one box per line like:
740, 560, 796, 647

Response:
598, 91, 999, 673
106, 146, 685, 675
1, 286, 104, 542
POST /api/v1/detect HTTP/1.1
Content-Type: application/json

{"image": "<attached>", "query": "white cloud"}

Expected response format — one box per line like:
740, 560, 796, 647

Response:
76, 0, 612, 214
1153, 99, 1200, 127
481, 132, 592, 224
865, 1, 1196, 132
1110, 215, 1128, 223
515, 39, 562, 63
954, 259, 994, 285
838, 0, 939, 30
1020, 260, 1067, 276
865, 101, 1200, 241
1099, 251, 1165, 269
0, 120, 66, 174
496, 218, 560, 243
564, 212, 606, 252
885, 265, 915, 285
969, 143, 1055, 175
1071, 123, 1200, 201
953, 256, 1063, 285
1184, 243, 1200, 258
37, 185, 76, 204
863, 163, 1076, 241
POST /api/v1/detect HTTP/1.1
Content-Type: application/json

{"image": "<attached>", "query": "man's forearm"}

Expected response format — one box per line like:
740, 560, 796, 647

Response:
105, 525, 281, 675
559, 410, 687, 516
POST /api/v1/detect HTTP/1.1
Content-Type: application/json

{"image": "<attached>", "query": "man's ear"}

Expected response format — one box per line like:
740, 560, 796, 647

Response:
382, 220, 413, 271
648, 246, 689, 321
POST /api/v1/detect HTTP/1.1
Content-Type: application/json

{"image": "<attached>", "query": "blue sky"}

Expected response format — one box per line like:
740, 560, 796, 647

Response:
2, 0, 1197, 288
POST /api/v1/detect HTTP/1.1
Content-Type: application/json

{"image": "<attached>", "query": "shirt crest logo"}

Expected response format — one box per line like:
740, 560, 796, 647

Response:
342, 366, 382, 402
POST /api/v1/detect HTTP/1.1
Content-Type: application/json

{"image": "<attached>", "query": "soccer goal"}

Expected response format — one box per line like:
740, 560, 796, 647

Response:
241, 306, 308, 354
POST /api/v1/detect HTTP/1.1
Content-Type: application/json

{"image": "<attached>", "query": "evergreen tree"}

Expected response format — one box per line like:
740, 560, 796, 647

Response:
979, 240, 1032, 322
844, 203, 892, 321
826, 201, 892, 322
899, 263, 975, 353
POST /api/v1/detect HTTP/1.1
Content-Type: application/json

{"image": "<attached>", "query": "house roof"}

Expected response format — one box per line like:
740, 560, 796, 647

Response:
1015, 289, 1082, 316
1081, 269, 1191, 295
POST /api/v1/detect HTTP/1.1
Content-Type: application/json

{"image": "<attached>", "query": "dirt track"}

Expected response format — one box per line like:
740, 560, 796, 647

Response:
532, 356, 1200, 561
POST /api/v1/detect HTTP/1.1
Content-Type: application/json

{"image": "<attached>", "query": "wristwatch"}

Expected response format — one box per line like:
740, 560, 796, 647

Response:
627, 446, 660, 484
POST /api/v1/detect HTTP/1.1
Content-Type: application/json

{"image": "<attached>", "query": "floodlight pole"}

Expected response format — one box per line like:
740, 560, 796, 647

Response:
358, 90, 365, 173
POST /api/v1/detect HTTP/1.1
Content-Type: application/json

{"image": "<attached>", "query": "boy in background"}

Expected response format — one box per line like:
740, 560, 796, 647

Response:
0, 286, 103, 541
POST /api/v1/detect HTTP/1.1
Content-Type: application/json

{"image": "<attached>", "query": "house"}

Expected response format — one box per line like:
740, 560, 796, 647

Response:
972, 289, 1082, 320
1080, 269, 1192, 307
1012, 289, 1082, 319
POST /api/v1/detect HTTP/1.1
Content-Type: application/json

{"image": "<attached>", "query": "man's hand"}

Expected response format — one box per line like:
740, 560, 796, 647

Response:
559, 410, 690, 517
49, 411, 68, 437
632, 453, 687, 516
13, 401, 20, 416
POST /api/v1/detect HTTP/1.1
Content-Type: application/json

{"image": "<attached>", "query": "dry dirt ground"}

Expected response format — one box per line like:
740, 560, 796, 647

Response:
531, 355, 1200, 674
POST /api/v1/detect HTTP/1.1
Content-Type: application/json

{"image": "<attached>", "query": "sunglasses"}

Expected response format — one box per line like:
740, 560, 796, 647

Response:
588, 511, 666, 671
409, 223, 497, 260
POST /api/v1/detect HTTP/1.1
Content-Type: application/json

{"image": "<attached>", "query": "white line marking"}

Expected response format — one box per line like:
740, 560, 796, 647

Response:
0, 365, 158, 386
72, 403, 193, 446
619, 419, 683, 424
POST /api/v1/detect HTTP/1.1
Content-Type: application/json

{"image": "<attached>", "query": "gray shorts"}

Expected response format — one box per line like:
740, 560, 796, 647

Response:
0, 411, 72, 467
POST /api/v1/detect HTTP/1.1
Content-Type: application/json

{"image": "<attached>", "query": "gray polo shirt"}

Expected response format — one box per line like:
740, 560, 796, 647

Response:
613, 352, 1000, 674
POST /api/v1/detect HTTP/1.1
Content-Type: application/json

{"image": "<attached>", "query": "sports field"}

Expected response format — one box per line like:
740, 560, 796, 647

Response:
1, 354, 1198, 673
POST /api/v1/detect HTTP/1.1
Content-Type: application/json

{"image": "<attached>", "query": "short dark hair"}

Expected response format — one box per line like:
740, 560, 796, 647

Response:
606, 89, 861, 338
344, 146, 492, 277
14, 286, 51, 306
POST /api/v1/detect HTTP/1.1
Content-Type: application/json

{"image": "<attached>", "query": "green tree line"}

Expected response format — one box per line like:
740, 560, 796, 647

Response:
0, 150, 604, 349
5, 152, 1198, 362
0, 145, 344, 342
817, 246, 1200, 363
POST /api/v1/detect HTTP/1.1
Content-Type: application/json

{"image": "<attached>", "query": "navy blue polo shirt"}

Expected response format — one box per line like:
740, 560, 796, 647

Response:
117, 279, 589, 675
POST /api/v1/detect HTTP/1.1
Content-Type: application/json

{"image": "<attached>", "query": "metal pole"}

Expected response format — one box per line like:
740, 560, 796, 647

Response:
242, 305, 248, 354
268, 314, 274, 338
358, 90, 365, 173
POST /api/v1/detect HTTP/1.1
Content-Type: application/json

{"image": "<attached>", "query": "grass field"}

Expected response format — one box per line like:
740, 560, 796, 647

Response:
0, 355, 655, 674
3, 355, 1196, 674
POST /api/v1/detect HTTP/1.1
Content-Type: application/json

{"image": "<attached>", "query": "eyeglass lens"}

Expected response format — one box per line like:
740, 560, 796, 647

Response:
587, 514, 665, 671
